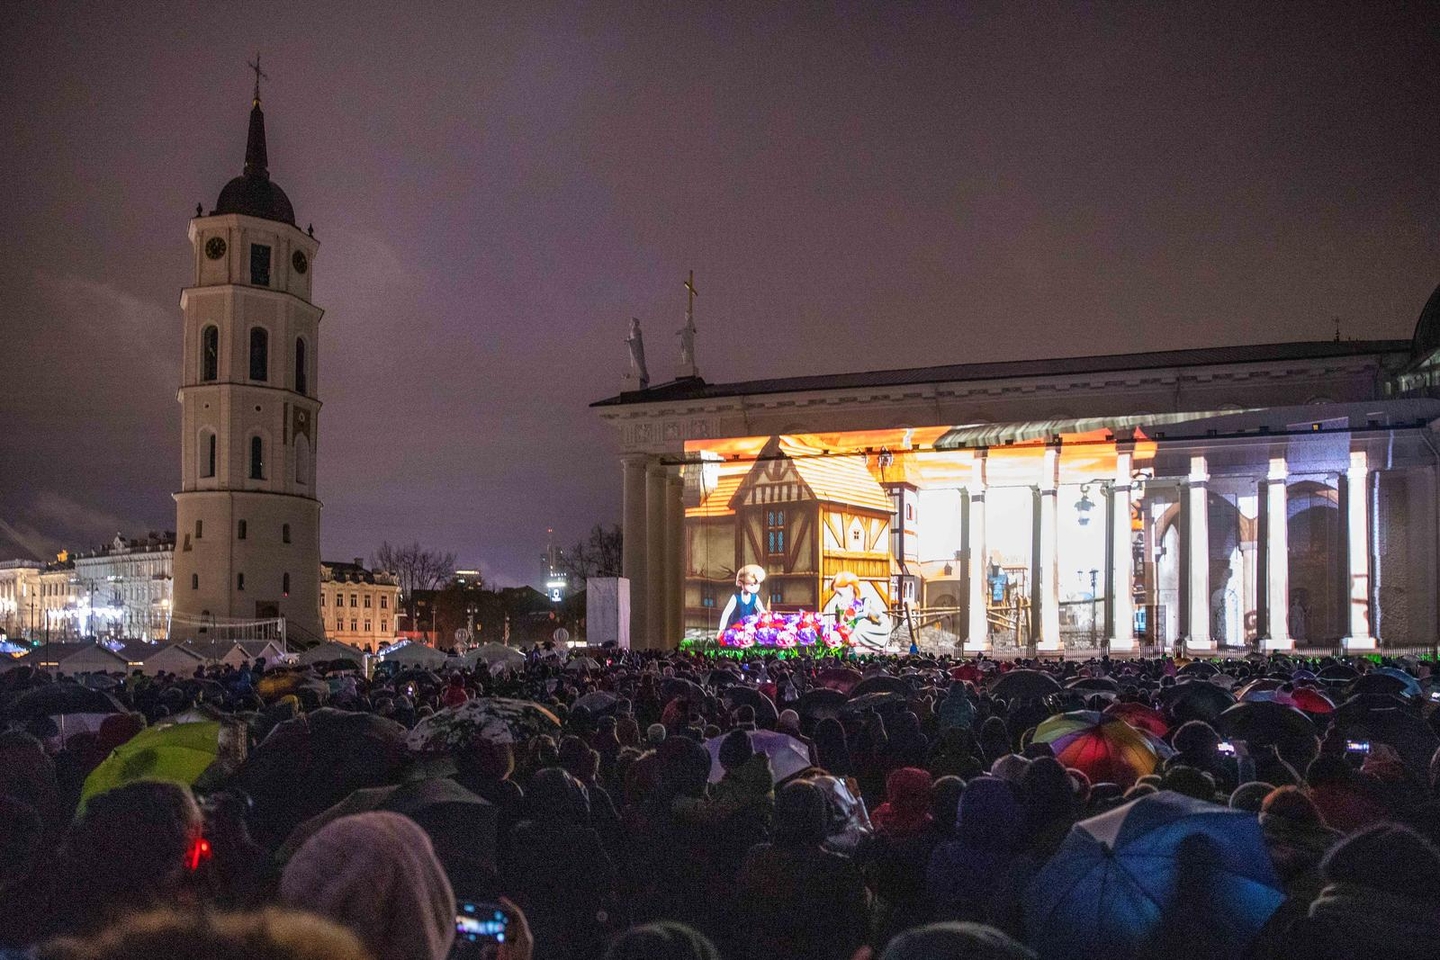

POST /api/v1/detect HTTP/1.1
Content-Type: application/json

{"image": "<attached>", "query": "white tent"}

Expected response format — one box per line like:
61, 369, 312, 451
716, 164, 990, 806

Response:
296, 640, 369, 667
379, 641, 449, 669
462, 643, 526, 672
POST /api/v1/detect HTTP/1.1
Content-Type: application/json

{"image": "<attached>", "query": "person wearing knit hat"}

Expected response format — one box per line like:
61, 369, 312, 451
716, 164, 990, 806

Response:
1229, 781, 1276, 812
989, 754, 1031, 784
280, 812, 456, 960
646, 723, 668, 747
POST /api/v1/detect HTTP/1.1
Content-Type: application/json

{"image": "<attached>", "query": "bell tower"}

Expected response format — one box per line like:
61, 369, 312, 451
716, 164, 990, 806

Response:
172, 70, 325, 640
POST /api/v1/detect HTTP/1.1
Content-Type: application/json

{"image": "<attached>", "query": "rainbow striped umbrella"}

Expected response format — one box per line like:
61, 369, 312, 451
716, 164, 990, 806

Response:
1032, 711, 1159, 788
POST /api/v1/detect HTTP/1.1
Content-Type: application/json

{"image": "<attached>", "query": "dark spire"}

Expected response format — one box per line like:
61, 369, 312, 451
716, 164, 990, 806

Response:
243, 101, 269, 179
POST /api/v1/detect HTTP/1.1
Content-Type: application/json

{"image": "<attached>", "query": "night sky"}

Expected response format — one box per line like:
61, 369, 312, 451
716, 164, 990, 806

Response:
2, 2, 1437, 586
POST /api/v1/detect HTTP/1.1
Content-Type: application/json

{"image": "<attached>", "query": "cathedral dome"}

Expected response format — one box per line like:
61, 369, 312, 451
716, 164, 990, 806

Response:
1411, 281, 1440, 363
211, 100, 296, 226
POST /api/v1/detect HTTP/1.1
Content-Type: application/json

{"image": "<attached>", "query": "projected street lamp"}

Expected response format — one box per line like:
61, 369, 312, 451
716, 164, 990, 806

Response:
1074, 485, 1096, 525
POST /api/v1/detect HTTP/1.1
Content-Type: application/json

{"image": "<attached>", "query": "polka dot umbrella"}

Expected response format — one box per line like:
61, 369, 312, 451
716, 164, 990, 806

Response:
1031, 711, 1160, 788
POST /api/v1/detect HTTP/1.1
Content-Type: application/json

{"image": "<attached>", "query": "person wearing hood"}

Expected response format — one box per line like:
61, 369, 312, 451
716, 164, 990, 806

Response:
878, 921, 1035, 960
927, 776, 1025, 929
857, 767, 939, 948
279, 812, 456, 960
499, 768, 616, 960
736, 779, 869, 960
1284, 823, 1440, 960
1258, 786, 1341, 901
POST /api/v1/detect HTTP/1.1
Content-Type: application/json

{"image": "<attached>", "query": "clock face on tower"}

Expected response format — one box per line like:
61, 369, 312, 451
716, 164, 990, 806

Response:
292, 250, 309, 274
205, 236, 227, 260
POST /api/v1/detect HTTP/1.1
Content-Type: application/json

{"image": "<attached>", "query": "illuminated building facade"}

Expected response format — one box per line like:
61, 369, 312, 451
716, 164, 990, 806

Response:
597, 319, 1440, 654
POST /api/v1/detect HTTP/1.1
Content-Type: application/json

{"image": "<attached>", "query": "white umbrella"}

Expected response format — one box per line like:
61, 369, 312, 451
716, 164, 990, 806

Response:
704, 730, 813, 784
565, 657, 601, 673
380, 642, 448, 668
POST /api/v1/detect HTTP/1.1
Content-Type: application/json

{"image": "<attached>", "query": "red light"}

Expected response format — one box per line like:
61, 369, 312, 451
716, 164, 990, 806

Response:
186, 837, 212, 871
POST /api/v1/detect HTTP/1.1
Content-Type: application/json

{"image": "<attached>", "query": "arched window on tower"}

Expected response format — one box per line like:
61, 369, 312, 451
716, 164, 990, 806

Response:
295, 435, 310, 486
295, 337, 308, 395
249, 327, 269, 381
283, 572, 290, 596
201, 325, 219, 381
199, 429, 217, 478
250, 435, 265, 480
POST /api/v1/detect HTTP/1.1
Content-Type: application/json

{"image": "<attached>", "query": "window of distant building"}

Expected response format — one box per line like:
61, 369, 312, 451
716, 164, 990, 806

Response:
295, 338, 308, 395
380, 595, 388, 610
237, 573, 245, 591
196, 520, 203, 539
350, 619, 357, 632
381, 618, 388, 632
201, 325, 219, 381
282, 523, 291, 544
237, 520, 247, 540
350, 594, 357, 607
364, 620, 371, 632
191, 574, 199, 590
250, 244, 271, 286
249, 327, 269, 381
320, 593, 326, 607
249, 436, 265, 480
282, 573, 290, 596
200, 430, 217, 478
363, 595, 371, 609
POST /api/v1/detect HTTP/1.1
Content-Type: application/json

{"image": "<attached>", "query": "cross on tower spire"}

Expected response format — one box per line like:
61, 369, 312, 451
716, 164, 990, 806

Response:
677, 269, 700, 379
247, 53, 268, 105
684, 269, 699, 321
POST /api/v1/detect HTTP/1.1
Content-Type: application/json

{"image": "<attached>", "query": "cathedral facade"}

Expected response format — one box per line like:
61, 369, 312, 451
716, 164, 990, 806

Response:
170, 89, 325, 641
596, 301, 1440, 656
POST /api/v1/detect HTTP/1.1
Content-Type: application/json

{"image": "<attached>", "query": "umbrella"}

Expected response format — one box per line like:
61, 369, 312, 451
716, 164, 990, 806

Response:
1066, 676, 1120, 693
1213, 701, 1316, 755
1103, 701, 1170, 738
989, 669, 1063, 701
796, 688, 848, 725
948, 663, 983, 684
660, 677, 706, 702
1025, 791, 1285, 960
1236, 678, 1285, 701
232, 708, 411, 848
1371, 667, 1423, 696
565, 656, 602, 673
80, 721, 222, 812
1348, 671, 1419, 699
278, 777, 499, 893
1160, 680, 1235, 724
1336, 708, 1440, 782
1031, 711, 1160, 788
850, 675, 914, 699
1318, 663, 1359, 681
573, 691, 618, 714
723, 685, 779, 727
841, 690, 910, 717
3, 683, 123, 722
1273, 686, 1335, 715
816, 666, 864, 694
406, 697, 561, 752
704, 730, 812, 785
1177, 661, 1219, 678
381, 642, 449, 668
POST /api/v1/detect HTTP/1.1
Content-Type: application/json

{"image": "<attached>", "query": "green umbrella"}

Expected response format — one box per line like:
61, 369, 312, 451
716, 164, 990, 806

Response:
80, 721, 221, 812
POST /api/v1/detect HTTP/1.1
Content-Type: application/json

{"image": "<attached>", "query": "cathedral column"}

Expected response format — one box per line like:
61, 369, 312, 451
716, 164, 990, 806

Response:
964, 451, 989, 653
621, 455, 650, 647
645, 461, 668, 650
664, 471, 685, 647
1108, 444, 1137, 652
1261, 457, 1292, 650
1036, 443, 1062, 653
1183, 455, 1214, 651
1341, 451, 1377, 650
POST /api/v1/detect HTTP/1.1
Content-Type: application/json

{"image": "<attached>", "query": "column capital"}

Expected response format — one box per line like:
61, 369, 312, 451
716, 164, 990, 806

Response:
1266, 456, 1287, 483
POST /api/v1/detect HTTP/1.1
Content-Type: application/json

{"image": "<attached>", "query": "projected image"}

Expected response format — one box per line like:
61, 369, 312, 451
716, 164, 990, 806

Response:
683, 425, 1156, 652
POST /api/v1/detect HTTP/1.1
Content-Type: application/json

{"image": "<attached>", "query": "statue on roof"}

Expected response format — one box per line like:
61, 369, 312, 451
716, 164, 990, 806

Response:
625, 317, 650, 390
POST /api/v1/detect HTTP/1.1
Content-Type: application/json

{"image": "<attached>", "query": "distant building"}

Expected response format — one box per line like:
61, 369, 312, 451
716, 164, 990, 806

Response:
320, 560, 400, 651
0, 560, 44, 640
69, 532, 175, 641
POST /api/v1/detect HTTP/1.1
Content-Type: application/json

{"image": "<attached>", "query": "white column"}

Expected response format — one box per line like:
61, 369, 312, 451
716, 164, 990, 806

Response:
1109, 446, 1136, 652
1263, 457, 1292, 650
965, 452, 989, 653
664, 471, 684, 647
1037, 443, 1062, 652
645, 461, 667, 651
1342, 450, 1376, 650
1185, 455, 1213, 651
621, 456, 650, 649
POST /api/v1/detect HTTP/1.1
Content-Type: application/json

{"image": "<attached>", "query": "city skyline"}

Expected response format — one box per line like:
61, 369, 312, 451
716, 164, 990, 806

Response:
3, 3, 1438, 587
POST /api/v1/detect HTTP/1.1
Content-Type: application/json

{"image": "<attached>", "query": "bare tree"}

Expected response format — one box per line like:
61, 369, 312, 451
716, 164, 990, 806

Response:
557, 524, 623, 582
373, 541, 457, 622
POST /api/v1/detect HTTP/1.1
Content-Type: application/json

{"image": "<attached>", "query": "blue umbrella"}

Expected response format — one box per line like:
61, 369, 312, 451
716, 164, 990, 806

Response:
1024, 791, 1285, 960
1371, 666, 1422, 697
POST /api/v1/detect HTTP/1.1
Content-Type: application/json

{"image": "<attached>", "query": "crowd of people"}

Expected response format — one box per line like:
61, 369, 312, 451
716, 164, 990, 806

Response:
1, 646, 1439, 960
